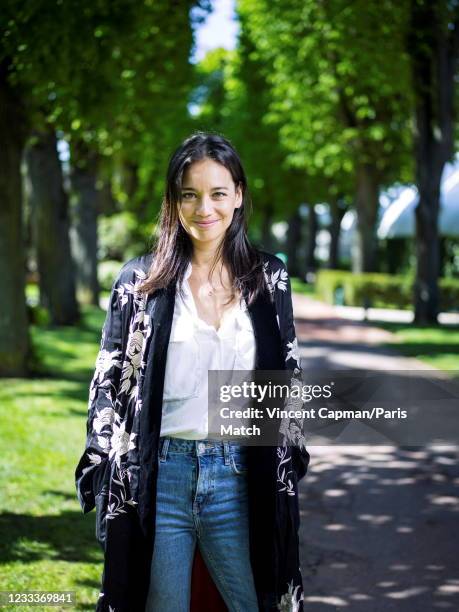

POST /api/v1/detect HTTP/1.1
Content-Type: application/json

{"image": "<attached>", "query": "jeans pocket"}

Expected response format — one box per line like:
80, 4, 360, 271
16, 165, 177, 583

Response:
230, 452, 248, 476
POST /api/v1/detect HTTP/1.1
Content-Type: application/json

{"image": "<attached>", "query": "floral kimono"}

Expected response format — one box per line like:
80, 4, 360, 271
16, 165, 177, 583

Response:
75, 250, 310, 612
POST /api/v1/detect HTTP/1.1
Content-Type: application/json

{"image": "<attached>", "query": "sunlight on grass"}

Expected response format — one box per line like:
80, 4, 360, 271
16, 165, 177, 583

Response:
0, 305, 106, 609
380, 322, 459, 371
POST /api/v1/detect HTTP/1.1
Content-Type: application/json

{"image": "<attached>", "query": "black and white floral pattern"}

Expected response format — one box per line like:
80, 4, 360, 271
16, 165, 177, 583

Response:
266, 259, 308, 612
278, 580, 305, 612
77, 266, 153, 525
265, 259, 308, 494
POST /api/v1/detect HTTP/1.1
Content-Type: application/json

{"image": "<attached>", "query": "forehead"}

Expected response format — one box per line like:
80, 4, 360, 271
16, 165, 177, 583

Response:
182, 158, 233, 188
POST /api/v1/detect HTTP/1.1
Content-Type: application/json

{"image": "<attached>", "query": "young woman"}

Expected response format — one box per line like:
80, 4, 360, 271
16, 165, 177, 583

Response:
75, 132, 309, 612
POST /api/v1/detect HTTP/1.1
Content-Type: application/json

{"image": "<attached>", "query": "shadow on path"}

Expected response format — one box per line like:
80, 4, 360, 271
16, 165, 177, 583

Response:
299, 445, 459, 611
293, 294, 459, 611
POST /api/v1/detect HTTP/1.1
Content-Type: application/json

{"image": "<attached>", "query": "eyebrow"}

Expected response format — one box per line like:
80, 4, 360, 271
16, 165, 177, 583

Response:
181, 186, 229, 191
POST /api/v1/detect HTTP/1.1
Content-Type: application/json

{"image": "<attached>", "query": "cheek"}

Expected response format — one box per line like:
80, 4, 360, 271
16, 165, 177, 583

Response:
178, 207, 190, 225
178, 212, 192, 233
223, 202, 238, 218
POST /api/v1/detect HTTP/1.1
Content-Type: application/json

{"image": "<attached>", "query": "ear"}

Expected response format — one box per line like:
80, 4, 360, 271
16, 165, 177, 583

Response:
235, 183, 243, 208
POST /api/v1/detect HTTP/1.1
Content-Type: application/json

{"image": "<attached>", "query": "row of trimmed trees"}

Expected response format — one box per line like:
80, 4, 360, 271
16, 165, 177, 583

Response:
191, 0, 459, 324
0, 0, 210, 376
1, 1, 457, 376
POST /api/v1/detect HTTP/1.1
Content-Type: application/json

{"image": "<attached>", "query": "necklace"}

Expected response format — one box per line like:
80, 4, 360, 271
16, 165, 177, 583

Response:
194, 276, 231, 300
191, 263, 221, 297
190, 261, 236, 301
203, 282, 223, 298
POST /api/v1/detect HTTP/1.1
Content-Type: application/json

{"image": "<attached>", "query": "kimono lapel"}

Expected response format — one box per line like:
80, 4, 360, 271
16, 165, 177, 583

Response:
141, 283, 177, 435
246, 288, 285, 370
138, 282, 176, 538
245, 288, 287, 598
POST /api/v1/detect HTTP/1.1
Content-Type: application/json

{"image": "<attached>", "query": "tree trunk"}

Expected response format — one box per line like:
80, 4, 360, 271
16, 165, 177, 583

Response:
70, 141, 100, 306
26, 128, 79, 325
414, 172, 441, 323
386, 238, 408, 275
305, 203, 318, 276
98, 178, 118, 216
438, 237, 446, 278
328, 197, 345, 269
286, 208, 302, 276
353, 163, 380, 273
0, 59, 29, 376
408, 0, 459, 324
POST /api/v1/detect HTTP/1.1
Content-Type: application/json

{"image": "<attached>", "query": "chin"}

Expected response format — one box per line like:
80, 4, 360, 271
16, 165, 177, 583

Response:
191, 229, 225, 244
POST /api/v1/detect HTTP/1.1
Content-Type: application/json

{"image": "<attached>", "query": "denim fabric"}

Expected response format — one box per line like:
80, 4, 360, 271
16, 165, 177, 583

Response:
145, 436, 259, 612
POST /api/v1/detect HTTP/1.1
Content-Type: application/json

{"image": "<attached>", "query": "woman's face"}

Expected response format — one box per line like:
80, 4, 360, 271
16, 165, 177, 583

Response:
178, 158, 242, 248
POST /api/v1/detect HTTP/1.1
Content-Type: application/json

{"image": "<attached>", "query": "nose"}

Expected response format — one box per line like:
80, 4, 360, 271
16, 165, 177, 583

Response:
195, 195, 213, 216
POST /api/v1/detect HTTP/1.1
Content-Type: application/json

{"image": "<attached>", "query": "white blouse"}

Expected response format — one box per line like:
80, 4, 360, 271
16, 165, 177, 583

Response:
160, 262, 256, 440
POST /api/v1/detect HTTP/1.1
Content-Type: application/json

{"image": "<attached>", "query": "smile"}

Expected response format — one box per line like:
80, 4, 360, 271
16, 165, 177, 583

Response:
194, 220, 219, 228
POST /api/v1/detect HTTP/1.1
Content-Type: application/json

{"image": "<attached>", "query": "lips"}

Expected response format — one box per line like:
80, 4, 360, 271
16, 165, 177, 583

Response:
194, 219, 219, 227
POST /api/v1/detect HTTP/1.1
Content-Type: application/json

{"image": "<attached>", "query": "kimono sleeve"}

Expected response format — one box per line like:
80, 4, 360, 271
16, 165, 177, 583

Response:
74, 277, 124, 514
273, 260, 310, 482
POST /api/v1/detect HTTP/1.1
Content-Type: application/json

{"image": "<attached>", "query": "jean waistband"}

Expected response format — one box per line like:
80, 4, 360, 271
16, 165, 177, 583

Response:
159, 436, 246, 460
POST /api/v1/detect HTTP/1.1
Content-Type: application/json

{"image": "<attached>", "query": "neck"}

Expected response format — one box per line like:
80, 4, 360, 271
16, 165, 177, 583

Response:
191, 242, 222, 271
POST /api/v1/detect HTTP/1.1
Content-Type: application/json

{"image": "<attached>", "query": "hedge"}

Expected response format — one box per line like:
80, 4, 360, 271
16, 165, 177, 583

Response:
315, 270, 459, 312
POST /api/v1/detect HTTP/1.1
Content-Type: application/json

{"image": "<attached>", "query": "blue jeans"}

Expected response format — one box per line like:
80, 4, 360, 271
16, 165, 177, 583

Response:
145, 436, 259, 612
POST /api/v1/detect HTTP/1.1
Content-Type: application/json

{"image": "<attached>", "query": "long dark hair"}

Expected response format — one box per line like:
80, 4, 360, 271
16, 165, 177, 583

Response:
139, 131, 266, 305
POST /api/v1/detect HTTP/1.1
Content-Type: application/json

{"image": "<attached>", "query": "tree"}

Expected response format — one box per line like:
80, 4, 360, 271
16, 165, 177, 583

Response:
0, 58, 29, 375
407, 0, 459, 323
0, 0, 210, 373
328, 195, 348, 269
191, 38, 310, 255
70, 139, 101, 305
239, 0, 414, 272
26, 127, 79, 323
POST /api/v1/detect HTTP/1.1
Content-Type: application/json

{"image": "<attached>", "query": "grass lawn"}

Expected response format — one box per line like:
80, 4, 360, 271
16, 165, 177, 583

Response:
0, 306, 107, 611
376, 321, 459, 372
289, 276, 458, 372
290, 277, 316, 297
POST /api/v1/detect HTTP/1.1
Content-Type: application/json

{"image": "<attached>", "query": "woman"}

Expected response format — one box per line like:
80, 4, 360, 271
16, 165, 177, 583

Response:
75, 132, 310, 612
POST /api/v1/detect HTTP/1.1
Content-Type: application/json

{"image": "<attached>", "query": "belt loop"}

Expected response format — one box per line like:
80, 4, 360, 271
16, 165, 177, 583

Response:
159, 437, 170, 462
223, 440, 230, 466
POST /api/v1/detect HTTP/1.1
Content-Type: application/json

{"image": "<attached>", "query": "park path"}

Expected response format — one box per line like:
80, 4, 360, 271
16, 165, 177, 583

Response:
292, 293, 459, 611
292, 293, 435, 371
